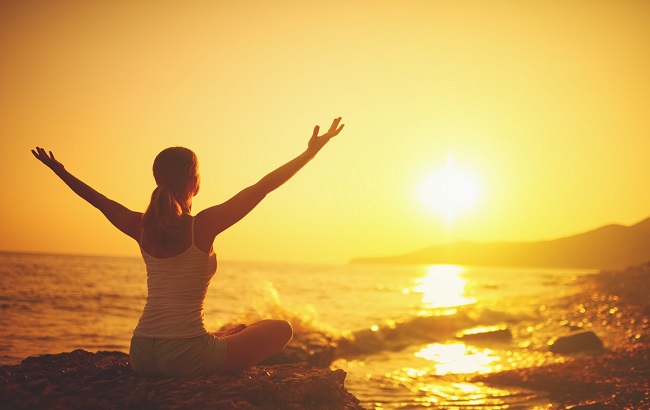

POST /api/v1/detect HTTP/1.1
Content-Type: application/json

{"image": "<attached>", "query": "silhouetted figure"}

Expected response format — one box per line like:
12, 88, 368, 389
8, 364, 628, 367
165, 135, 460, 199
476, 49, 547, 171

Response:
31, 117, 345, 377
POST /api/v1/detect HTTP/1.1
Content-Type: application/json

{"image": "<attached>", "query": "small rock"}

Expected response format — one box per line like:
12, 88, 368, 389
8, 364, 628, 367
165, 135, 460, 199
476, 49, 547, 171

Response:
549, 331, 604, 354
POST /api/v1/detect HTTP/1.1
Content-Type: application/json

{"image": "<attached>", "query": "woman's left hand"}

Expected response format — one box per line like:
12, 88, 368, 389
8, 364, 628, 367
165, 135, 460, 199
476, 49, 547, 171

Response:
31, 147, 65, 172
307, 117, 345, 155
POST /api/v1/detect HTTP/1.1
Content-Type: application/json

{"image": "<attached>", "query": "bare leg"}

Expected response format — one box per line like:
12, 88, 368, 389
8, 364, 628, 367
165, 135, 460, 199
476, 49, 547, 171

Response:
220, 319, 293, 373
213, 323, 247, 337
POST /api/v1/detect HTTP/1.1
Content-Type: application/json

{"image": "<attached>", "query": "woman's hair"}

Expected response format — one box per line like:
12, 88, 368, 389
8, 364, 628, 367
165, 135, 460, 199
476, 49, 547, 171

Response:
141, 147, 200, 249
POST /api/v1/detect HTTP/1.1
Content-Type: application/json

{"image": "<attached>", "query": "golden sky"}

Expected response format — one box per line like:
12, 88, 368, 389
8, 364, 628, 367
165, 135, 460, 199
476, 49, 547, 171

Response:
2, 1, 649, 263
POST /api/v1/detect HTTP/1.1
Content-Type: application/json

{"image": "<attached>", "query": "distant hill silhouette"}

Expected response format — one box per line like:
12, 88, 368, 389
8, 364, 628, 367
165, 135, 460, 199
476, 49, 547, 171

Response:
352, 218, 650, 269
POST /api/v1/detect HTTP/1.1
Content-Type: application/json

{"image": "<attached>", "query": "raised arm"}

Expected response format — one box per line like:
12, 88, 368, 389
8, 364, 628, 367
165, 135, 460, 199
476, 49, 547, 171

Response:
197, 117, 345, 237
31, 147, 142, 241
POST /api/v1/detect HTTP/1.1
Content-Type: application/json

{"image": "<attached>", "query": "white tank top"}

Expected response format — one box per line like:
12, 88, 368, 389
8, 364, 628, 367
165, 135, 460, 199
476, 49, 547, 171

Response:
134, 217, 217, 338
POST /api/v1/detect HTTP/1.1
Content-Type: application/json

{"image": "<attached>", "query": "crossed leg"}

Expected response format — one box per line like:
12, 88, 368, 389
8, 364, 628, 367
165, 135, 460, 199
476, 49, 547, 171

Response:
220, 319, 293, 373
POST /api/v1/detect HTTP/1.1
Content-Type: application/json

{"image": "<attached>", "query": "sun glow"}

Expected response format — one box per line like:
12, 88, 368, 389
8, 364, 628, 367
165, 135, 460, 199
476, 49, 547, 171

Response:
418, 156, 481, 225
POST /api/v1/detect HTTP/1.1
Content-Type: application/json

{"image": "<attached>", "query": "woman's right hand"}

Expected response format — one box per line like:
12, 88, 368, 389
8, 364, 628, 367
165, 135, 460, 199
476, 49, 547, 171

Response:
31, 147, 65, 172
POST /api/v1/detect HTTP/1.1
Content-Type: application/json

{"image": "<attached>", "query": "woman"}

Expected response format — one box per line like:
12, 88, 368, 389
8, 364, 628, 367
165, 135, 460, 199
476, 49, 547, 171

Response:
31, 117, 345, 377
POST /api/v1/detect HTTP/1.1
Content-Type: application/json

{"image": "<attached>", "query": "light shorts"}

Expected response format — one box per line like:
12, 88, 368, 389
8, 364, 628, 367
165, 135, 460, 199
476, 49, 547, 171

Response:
129, 333, 227, 378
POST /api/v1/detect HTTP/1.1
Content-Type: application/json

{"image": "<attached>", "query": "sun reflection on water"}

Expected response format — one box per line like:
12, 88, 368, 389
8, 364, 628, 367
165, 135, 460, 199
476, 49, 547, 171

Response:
411, 265, 476, 309
415, 342, 501, 375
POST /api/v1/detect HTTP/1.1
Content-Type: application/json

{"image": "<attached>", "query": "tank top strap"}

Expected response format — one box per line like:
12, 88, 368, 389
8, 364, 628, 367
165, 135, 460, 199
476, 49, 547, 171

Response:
191, 216, 196, 246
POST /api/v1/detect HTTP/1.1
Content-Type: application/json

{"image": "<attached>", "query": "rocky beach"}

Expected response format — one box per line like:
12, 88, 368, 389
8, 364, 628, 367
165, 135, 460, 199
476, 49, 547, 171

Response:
0, 330, 360, 410
474, 263, 650, 408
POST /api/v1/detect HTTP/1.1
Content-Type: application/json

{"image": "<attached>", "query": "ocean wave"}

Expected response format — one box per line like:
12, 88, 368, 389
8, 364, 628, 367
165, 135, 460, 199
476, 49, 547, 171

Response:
336, 313, 470, 358
334, 303, 542, 359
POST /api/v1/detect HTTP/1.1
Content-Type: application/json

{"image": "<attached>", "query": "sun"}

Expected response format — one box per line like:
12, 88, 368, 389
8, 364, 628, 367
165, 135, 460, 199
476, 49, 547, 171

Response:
418, 156, 481, 225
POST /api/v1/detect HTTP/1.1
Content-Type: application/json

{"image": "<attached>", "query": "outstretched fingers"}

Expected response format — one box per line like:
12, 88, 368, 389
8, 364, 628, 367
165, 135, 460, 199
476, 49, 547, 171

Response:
31, 146, 63, 170
326, 117, 344, 138
306, 117, 345, 154
31, 147, 46, 161
328, 117, 341, 132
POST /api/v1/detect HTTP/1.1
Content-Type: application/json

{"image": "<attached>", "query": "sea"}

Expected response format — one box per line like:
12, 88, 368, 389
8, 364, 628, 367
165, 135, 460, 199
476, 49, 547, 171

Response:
0, 251, 599, 409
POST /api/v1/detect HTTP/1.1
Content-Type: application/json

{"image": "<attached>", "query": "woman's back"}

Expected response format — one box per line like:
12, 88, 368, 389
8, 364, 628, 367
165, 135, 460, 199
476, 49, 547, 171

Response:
135, 216, 217, 339
141, 213, 215, 258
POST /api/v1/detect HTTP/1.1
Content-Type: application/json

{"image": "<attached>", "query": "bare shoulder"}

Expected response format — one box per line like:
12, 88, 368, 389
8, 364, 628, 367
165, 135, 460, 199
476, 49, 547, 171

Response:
193, 209, 221, 252
194, 205, 224, 229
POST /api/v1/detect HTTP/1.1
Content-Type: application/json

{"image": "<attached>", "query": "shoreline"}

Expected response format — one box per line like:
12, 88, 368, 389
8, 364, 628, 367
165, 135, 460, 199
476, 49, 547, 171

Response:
474, 263, 650, 408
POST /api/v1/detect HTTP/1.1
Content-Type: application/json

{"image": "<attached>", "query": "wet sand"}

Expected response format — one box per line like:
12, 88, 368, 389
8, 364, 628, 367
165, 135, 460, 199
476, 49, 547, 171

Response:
474, 263, 650, 408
